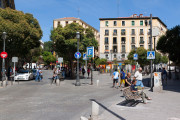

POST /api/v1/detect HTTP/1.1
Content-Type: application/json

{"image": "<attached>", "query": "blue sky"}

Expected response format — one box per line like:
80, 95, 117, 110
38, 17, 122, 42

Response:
15, 0, 180, 42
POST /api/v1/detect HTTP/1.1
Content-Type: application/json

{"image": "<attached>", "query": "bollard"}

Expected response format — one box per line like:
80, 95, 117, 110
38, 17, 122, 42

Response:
56, 79, 60, 86
80, 116, 88, 120
91, 101, 99, 120
96, 80, 99, 86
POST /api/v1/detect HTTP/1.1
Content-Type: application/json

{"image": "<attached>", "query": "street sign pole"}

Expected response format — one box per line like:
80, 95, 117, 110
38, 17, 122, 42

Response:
150, 14, 153, 90
76, 32, 81, 86
2, 32, 6, 86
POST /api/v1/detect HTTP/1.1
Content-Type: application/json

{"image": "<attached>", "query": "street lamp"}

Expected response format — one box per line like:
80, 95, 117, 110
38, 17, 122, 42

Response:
75, 32, 81, 86
2, 32, 6, 83
110, 49, 113, 76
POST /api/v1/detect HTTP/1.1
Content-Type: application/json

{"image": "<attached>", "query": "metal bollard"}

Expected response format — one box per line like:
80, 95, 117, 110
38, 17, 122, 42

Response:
91, 101, 99, 120
96, 80, 99, 86
56, 79, 60, 86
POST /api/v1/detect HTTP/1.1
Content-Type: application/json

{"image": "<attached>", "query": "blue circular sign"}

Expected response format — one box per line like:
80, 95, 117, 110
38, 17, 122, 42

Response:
74, 52, 81, 59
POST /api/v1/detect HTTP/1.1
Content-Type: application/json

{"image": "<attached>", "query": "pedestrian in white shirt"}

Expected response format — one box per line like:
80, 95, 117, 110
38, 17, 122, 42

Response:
134, 67, 144, 89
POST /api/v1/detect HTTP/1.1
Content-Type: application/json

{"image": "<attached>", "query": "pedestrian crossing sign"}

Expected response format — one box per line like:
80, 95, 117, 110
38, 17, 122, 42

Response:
147, 51, 155, 59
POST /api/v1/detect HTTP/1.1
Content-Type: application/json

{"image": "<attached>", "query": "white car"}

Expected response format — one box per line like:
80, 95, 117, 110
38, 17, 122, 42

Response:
14, 69, 34, 81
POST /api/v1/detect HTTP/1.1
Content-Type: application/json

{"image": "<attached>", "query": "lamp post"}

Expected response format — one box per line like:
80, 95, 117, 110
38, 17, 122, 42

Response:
135, 47, 137, 72
75, 32, 81, 86
2, 32, 6, 83
110, 49, 113, 76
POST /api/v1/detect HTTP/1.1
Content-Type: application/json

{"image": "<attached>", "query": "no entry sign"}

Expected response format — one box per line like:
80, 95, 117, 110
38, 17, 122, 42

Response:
0, 52, 8, 58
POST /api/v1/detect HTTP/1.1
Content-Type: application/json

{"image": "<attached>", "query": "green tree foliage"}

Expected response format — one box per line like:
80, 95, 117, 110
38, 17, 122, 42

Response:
0, 8, 42, 62
161, 55, 168, 64
44, 41, 53, 52
42, 51, 56, 65
95, 58, 107, 66
50, 23, 98, 75
157, 25, 180, 63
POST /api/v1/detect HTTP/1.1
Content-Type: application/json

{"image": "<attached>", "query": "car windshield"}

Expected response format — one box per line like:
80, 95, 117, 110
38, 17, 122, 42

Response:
18, 69, 29, 73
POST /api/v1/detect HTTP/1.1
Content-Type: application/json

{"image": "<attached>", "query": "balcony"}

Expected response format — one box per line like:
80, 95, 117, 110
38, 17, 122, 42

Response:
131, 42, 135, 44
105, 33, 109, 36
121, 50, 126, 53
139, 32, 144, 35
121, 41, 126, 44
104, 50, 109, 53
139, 41, 144, 44
131, 33, 135, 35
113, 33, 117, 36
121, 32, 126, 35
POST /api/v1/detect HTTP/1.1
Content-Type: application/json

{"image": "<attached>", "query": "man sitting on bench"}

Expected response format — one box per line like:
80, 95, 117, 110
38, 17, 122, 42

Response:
131, 79, 152, 104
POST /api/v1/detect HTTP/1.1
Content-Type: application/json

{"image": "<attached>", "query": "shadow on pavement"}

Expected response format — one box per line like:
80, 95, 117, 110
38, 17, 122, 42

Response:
117, 100, 141, 107
90, 99, 126, 120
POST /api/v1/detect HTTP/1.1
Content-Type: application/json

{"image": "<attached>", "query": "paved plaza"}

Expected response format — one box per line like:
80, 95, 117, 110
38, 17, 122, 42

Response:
0, 70, 180, 120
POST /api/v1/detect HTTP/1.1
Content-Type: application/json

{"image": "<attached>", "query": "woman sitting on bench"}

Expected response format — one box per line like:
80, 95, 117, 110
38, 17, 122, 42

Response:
131, 79, 152, 104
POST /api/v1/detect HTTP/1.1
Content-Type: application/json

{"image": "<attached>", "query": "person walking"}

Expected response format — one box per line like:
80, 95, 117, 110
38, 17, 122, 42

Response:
87, 67, 90, 78
162, 68, 167, 84
112, 69, 120, 88
125, 72, 131, 87
82, 67, 85, 78
134, 67, 144, 89
119, 69, 126, 88
35, 68, 41, 82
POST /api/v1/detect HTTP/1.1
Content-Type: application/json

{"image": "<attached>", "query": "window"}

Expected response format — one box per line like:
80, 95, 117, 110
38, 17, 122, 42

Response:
121, 29, 126, 35
114, 21, 117, 26
104, 37, 109, 44
121, 37, 126, 44
105, 21, 108, 26
131, 45, 135, 50
148, 29, 150, 35
58, 21, 60, 26
148, 37, 151, 43
113, 29, 117, 35
140, 21, 143, 26
148, 45, 151, 50
113, 37, 117, 44
122, 45, 125, 52
105, 54, 109, 59
73, 21, 76, 23
122, 21, 125, 26
131, 37, 135, 44
105, 46, 109, 50
140, 45, 144, 48
114, 54, 117, 58
140, 29, 144, 35
131, 29, 135, 35
122, 54, 125, 58
105, 30, 109, 35
132, 21, 135, 26
66, 21, 68, 25
140, 37, 144, 44
113, 46, 117, 53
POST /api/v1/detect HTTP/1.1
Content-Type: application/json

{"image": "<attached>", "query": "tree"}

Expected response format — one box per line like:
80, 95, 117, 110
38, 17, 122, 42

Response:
44, 41, 53, 52
50, 23, 98, 77
161, 55, 168, 64
95, 58, 107, 66
0, 8, 42, 67
157, 25, 180, 64
42, 51, 56, 65
127, 47, 149, 67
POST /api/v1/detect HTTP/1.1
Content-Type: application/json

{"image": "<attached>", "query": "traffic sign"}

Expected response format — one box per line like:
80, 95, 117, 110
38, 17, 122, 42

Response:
12, 57, 18, 62
58, 57, 63, 63
83, 53, 88, 60
87, 46, 94, 58
75, 52, 81, 59
147, 51, 155, 59
133, 54, 138, 60
0, 52, 8, 58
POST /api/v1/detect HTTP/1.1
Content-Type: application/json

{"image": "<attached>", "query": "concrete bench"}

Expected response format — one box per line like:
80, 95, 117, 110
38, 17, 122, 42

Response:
122, 87, 141, 101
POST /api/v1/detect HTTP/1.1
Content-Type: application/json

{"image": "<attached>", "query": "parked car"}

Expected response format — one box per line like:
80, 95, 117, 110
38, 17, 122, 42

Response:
14, 69, 34, 81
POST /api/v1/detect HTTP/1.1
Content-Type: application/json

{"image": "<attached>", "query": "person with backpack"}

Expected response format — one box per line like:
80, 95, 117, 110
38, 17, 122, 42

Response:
112, 69, 120, 88
87, 67, 90, 78
119, 69, 126, 88
35, 68, 42, 82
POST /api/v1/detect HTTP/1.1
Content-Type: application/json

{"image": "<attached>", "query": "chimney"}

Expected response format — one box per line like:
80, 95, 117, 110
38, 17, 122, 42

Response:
139, 14, 143, 17
132, 14, 137, 18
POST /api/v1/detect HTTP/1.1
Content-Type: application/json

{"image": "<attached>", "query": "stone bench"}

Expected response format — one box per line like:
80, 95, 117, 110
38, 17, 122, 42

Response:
122, 87, 141, 101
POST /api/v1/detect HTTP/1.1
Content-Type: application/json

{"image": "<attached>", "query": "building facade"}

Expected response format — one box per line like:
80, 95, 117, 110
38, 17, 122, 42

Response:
53, 17, 99, 55
0, 0, 15, 9
99, 14, 167, 62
